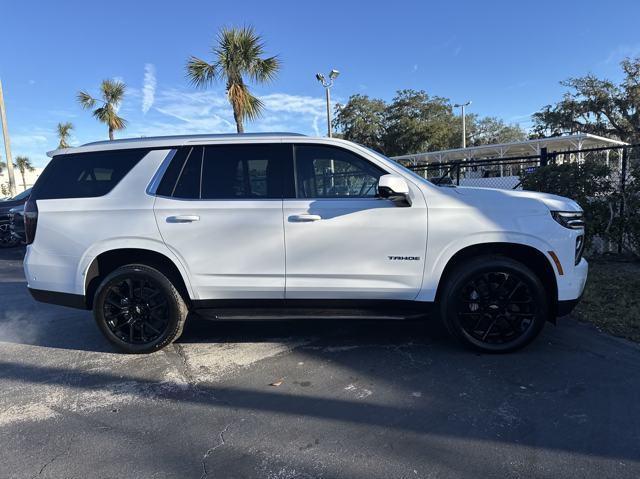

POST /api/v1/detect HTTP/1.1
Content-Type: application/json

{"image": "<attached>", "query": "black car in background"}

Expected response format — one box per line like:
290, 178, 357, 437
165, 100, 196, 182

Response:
9, 204, 25, 244
0, 188, 31, 248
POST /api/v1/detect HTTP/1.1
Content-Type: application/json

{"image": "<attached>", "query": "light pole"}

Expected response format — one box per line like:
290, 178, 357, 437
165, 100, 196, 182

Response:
0, 79, 16, 196
453, 101, 472, 149
316, 69, 340, 137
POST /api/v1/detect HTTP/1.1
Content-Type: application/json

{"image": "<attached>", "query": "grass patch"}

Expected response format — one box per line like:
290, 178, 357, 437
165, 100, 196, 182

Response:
574, 256, 640, 342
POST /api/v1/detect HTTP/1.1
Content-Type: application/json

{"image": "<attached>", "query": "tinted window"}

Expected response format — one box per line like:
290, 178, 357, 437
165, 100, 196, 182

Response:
172, 147, 203, 199
294, 145, 384, 198
158, 143, 292, 200
201, 144, 287, 199
32, 149, 149, 200
155, 147, 192, 197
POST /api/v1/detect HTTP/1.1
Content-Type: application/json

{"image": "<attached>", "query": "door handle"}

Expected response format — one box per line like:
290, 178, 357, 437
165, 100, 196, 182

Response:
166, 215, 200, 223
288, 214, 322, 222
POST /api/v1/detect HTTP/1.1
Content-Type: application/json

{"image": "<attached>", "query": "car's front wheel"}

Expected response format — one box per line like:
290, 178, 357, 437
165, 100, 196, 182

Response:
439, 256, 549, 353
93, 264, 188, 353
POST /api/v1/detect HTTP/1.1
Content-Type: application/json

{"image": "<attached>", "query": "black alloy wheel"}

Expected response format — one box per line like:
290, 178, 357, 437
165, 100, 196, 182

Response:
94, 264, 188, 353
440, 256, 549, 353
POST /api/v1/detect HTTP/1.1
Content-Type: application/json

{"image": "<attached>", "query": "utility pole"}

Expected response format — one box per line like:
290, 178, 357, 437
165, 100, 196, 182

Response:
315, 69, 340, 137
0, 79, 16, 196
453, 101, 472, 149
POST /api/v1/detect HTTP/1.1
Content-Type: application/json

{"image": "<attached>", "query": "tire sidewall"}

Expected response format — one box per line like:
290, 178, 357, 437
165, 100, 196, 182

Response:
441, 257, 549, 353
93, 265, 184, 354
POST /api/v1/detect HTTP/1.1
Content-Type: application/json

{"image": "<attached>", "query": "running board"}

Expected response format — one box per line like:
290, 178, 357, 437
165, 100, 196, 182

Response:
194, 306, 430, 321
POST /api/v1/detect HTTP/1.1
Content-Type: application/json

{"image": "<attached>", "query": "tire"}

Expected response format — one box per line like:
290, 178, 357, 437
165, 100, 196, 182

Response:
93, 264, 188, 354
439, 255, 549, 353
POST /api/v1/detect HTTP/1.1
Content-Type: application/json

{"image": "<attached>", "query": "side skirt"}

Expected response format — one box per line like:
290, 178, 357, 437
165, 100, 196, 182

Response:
191, 299, 434, 321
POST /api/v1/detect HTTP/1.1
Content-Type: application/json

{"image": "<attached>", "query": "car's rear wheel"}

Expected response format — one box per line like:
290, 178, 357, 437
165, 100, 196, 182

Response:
93, 264, 188, 353
439, 256, 549, 353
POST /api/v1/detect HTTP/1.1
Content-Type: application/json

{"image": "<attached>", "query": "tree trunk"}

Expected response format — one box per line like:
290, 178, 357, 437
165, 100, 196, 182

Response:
20, 171, 26, 191
109, 127, 114, 141
233, 106, 244, 134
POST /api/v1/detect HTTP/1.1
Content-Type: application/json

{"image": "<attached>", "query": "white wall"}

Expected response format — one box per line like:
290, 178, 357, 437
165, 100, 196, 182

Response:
0, 167, 45, 194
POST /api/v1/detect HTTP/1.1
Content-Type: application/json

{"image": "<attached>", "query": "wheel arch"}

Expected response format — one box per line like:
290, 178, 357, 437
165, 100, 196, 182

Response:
84, 248, 193, 309
433, 242, 559, 320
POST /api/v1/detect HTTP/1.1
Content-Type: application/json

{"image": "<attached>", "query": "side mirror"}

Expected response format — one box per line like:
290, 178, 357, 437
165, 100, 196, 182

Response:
377, 174, 411, 207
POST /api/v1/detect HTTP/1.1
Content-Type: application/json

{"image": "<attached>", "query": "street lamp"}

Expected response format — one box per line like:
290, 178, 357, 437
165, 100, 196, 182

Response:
316, 69, 340, 137
453, 101, 472, 149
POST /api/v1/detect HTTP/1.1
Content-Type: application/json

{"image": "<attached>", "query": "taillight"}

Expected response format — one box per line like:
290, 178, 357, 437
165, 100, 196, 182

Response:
24, 198, 38, 245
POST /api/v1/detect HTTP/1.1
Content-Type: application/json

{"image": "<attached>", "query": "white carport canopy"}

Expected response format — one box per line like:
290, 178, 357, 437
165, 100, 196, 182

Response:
391, 133, 628, 165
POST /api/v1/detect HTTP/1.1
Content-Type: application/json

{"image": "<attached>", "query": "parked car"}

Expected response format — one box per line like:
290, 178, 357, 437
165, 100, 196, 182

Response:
9, 204, 25, 243
24, 133, 587, 354
0, 188, 31, 248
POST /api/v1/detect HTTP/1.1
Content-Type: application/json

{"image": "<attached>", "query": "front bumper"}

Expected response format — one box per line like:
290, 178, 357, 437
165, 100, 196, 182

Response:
557, 295, 583, 317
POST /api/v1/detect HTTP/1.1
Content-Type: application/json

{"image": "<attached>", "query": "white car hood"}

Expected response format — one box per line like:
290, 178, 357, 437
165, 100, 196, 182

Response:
454, 186, 582, 212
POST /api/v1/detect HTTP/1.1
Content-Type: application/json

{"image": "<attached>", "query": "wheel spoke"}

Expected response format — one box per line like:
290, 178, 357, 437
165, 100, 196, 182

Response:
144, 321, 161, 335
481, 320, 497, 341
103, 275, 170, 345
457, 269, 537, 346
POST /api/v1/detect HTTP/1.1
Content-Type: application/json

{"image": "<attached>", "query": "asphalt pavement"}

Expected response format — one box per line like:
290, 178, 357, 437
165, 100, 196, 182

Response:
0, 246, 639, 478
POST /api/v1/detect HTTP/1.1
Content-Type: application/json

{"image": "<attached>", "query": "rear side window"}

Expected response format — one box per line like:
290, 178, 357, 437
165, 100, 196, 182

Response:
32, 149, 149, 200
158, 144, 291, 199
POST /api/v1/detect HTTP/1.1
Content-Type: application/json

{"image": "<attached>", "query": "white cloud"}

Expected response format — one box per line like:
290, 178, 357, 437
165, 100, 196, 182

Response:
129, 87, 328, 137
142, 64, 156, 114
412, 64, 419, 72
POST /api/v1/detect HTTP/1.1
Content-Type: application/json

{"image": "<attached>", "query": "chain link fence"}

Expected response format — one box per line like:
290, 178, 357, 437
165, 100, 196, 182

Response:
403, 145, 640, 256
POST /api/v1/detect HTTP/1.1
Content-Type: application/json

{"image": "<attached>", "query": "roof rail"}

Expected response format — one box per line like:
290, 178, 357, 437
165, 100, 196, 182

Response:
81, 132, 306, 147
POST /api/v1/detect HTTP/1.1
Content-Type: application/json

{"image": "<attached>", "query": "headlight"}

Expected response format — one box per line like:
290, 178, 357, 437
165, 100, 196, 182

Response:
551, 211, 585, 230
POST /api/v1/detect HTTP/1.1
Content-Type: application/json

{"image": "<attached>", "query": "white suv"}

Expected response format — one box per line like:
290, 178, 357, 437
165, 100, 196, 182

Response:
24, 133, 588, 353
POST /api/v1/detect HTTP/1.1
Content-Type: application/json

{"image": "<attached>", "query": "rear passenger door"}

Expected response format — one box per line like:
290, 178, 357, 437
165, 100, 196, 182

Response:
154, 143, 289, 300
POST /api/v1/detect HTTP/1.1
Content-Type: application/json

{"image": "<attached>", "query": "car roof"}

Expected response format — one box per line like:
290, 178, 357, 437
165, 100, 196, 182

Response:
47, 132, 311, 157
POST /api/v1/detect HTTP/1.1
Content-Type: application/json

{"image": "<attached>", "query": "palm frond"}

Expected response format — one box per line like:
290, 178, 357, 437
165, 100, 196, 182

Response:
249, 56, 280, 83
109, 113, 127, 131
77, 91, 96, 109
15, 156, 35, 173
101, 79, 126, 105
57, 122, 73, 149
186, 56, 218, 87
228, 83, 264, 122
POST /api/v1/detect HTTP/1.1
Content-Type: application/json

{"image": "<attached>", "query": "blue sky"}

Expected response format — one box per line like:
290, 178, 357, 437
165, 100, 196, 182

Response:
2, 0, 640, 166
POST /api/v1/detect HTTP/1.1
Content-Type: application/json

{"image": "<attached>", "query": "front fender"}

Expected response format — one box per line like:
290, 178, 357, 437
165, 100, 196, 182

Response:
416, 231, 556, 302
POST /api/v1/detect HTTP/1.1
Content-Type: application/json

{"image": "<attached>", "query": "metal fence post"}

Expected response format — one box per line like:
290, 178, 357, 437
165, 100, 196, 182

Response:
618, 147, 628, 254
456, 162, 461, 186
540, 147, 548, 167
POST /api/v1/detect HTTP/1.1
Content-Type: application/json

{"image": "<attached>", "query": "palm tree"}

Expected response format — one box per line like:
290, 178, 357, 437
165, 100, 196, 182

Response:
186, 26, 280, 133
77, 80, 127, 140
14, 156, 35, 191
56, 122, 74, 149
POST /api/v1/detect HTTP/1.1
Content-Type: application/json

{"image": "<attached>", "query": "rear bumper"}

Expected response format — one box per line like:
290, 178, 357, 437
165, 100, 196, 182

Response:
28, 288, 88, 310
